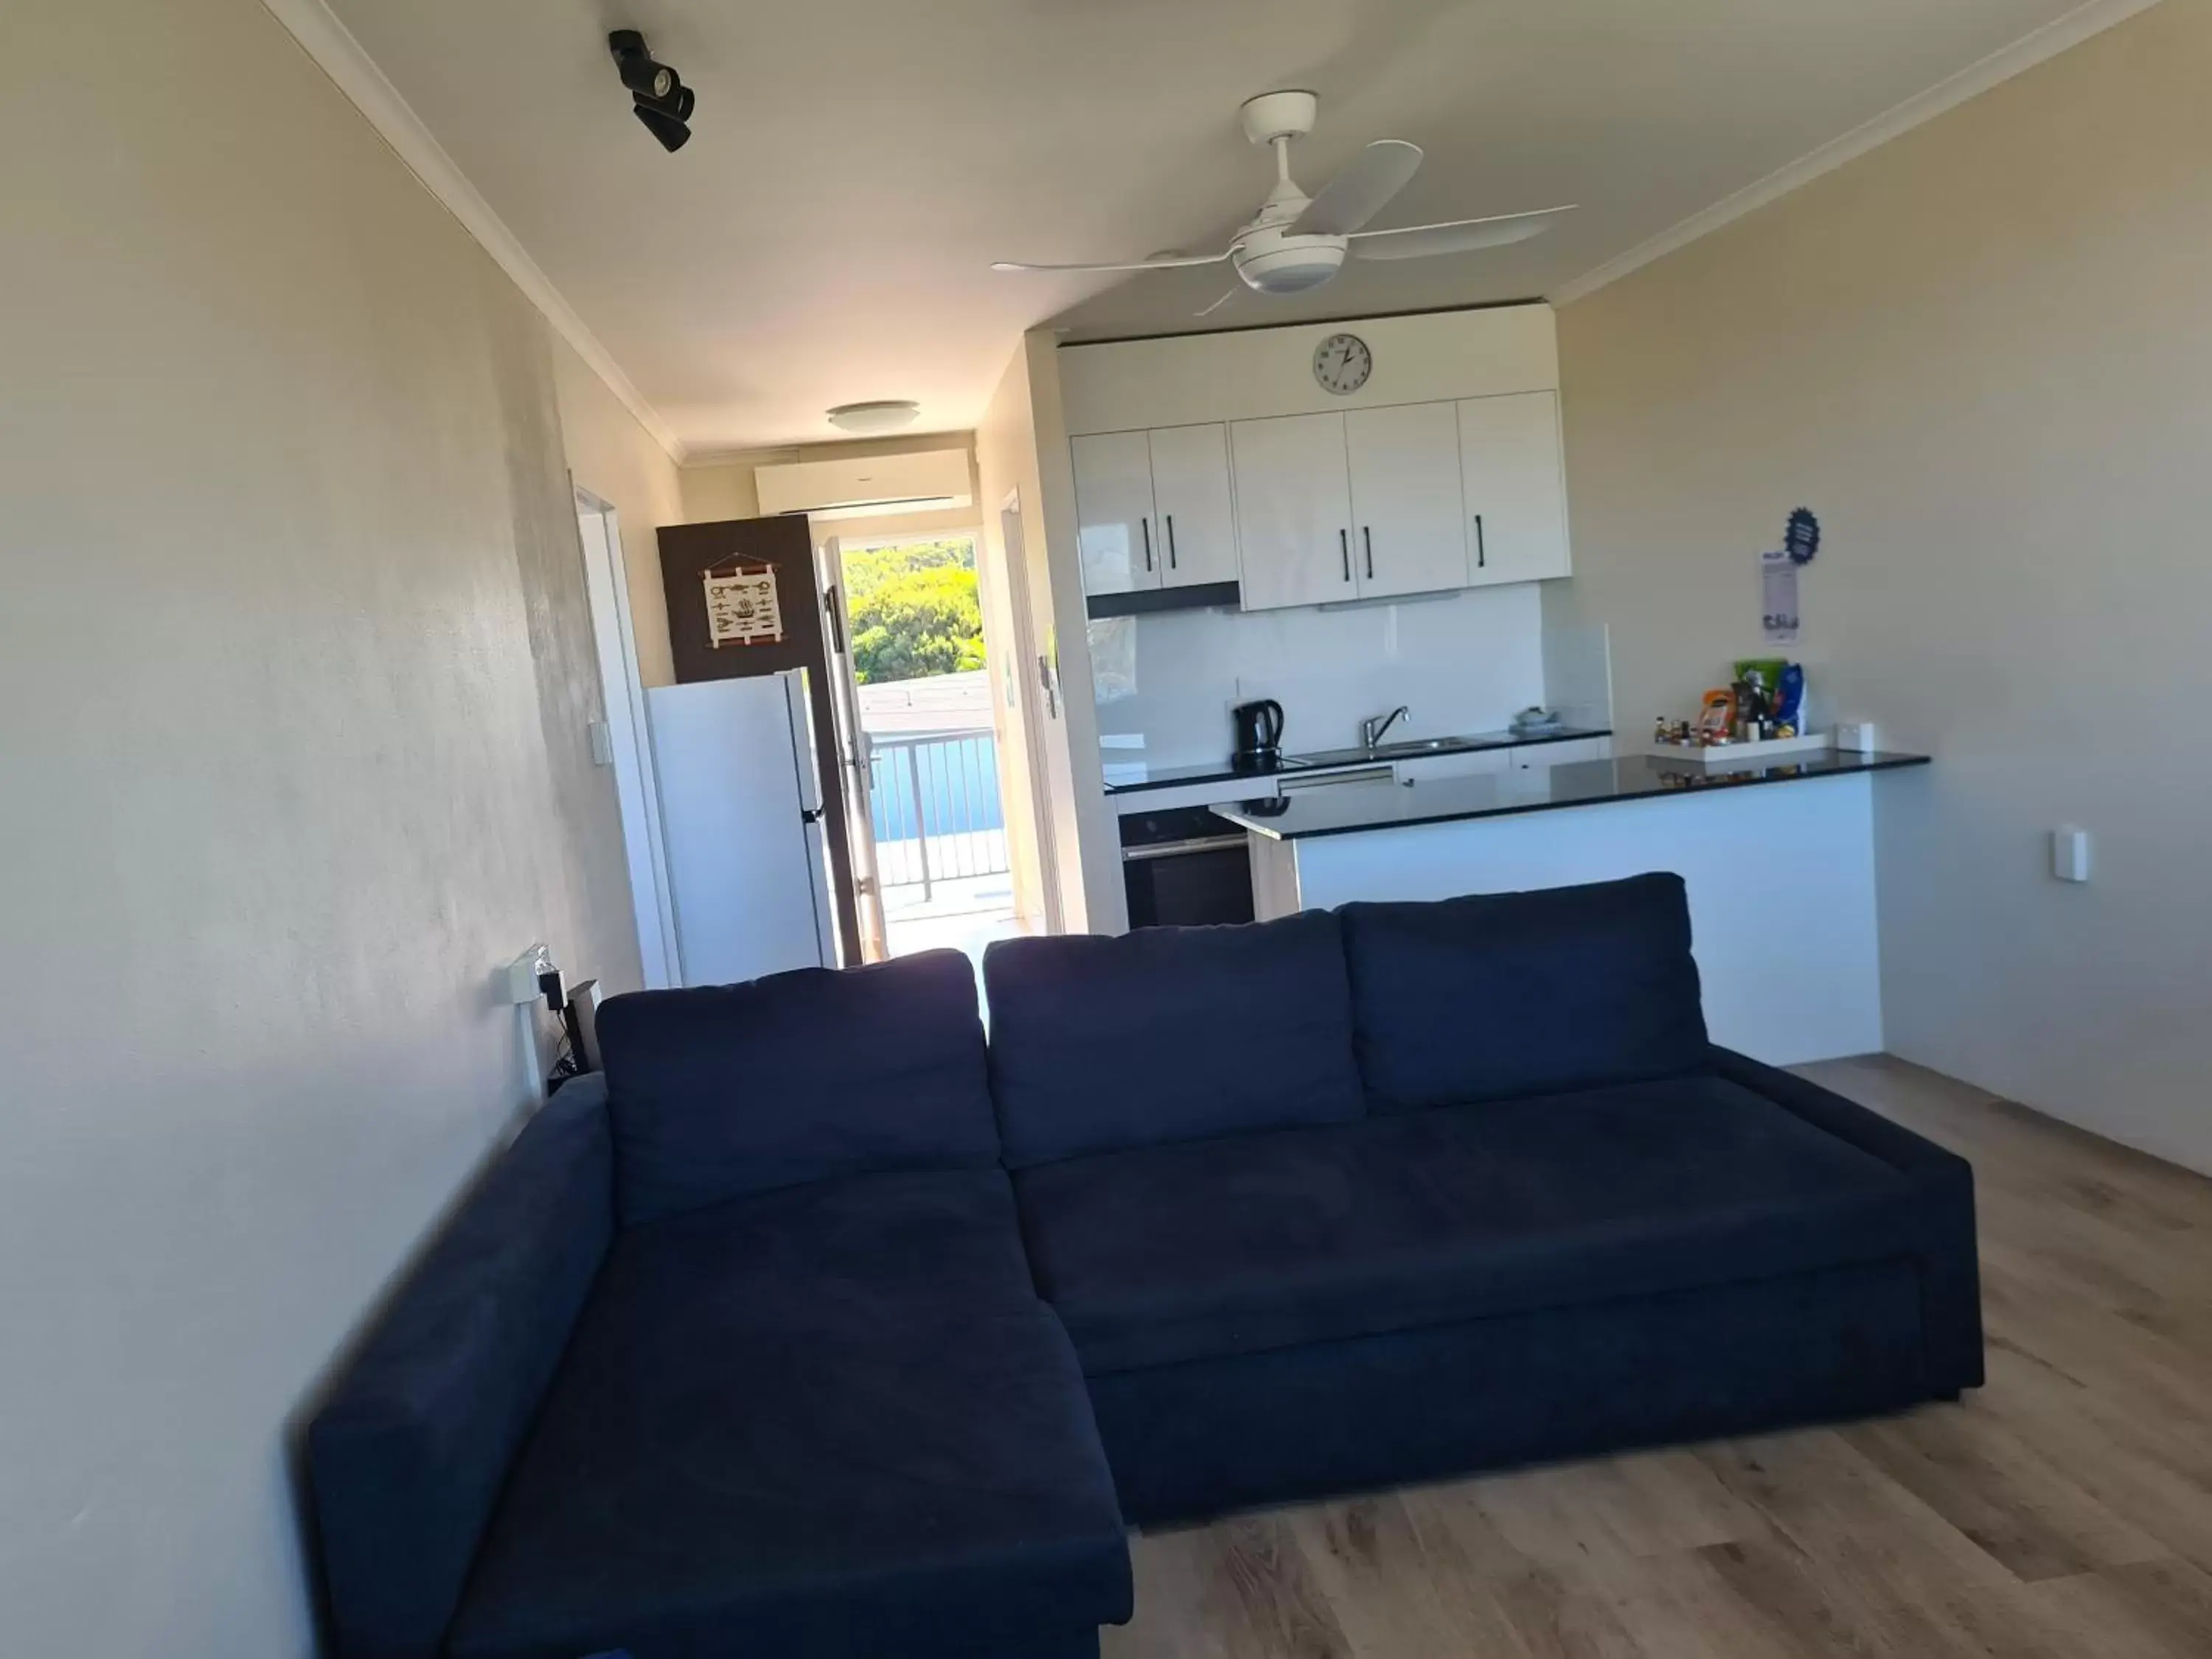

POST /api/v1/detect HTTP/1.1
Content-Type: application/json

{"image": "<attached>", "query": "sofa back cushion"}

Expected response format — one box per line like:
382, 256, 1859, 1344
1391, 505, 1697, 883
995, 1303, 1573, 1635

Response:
984, 911, 1366, 1168
597, 949, 999, 1225
1340, 873, 1708, 1112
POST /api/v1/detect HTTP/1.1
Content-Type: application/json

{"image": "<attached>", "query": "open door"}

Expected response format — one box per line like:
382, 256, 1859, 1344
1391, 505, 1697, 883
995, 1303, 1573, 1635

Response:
815, 534, 891, 961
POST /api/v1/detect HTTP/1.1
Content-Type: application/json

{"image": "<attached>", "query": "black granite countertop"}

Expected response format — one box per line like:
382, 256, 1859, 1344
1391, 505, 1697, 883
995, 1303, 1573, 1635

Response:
1213, 750, 1930, 841
1101, 726, 1611, 796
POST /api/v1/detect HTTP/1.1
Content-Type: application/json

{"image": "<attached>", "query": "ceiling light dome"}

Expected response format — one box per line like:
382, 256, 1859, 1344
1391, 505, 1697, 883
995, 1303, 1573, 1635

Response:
826, 401, 921, 437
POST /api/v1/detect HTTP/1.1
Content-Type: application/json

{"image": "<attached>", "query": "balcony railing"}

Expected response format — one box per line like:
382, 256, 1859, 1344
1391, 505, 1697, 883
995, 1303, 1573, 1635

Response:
867, 731, 1009, 900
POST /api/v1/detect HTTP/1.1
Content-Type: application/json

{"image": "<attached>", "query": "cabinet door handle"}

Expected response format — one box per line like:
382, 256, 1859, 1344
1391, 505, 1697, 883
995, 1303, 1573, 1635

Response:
1339, 528, 1351, 582
1140, 516, 1153, 572
1165, 513, 1178, 570
1363, 526, 1374, 580
1474, 513, 1486, 570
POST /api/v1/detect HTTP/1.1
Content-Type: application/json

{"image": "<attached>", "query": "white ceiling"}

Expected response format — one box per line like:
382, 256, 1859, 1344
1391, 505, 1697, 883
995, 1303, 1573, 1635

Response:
319, 0, 2101, 455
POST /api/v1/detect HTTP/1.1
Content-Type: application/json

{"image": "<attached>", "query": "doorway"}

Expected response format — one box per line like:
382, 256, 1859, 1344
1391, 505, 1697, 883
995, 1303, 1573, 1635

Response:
574, 488, 680, 989
823, 532, 1029, 968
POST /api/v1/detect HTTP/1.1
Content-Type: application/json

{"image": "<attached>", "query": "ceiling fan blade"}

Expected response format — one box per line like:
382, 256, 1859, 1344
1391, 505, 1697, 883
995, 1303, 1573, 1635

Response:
1194, 287, 1240, 319
1291, 139, 1423, 237
991, 248, 1236, 274
1349, 204, 1575, 262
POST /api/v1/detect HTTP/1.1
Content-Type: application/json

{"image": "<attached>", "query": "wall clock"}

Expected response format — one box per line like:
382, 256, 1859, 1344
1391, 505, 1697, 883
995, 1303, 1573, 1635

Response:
1312, 333, 1372, 395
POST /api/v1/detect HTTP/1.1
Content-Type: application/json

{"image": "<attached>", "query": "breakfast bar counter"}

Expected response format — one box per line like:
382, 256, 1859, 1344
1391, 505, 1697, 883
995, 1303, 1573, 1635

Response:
1215, 751, 1931, 1066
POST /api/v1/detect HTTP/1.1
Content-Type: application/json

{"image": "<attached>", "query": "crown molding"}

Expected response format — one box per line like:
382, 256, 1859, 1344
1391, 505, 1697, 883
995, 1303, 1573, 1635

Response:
1551, 0, 2168, 307
257, 0, 687, 463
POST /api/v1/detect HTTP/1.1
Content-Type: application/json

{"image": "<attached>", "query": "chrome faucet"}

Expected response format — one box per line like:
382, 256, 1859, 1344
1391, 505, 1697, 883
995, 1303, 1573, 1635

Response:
1361, 705, 1411, 749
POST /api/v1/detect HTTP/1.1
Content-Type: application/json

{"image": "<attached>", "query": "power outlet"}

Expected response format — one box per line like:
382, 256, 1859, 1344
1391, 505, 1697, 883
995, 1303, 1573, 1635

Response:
2051, 827, 2092, 883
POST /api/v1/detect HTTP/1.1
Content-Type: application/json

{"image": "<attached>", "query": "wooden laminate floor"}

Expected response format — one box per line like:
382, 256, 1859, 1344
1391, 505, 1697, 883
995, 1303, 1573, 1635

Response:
1100, 1057, 2212, 1658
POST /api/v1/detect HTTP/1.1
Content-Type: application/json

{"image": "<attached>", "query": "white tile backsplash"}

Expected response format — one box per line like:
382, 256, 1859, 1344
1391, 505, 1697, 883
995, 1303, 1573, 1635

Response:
1088, 585, 1549, 771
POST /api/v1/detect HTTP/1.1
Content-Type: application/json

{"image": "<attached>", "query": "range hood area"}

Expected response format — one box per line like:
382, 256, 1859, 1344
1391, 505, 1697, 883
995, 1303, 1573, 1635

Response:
1085, 580, 1241, 619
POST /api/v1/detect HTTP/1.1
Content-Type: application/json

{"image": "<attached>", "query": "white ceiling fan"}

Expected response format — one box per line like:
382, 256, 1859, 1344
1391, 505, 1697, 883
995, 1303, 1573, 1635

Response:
992, 91, 1574, 316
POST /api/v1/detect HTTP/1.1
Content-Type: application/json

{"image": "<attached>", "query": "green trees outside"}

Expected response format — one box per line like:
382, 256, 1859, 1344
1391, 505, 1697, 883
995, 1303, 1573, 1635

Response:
844, 538, 986, 684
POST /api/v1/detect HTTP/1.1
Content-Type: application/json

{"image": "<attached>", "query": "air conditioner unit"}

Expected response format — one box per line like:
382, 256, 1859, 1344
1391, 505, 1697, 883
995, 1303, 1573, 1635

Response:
753, 448, 973, 521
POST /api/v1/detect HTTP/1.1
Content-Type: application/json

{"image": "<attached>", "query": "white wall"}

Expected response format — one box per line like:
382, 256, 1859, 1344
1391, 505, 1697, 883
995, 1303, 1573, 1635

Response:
1056, 305, 1559, 435
1090, 585, 1546, 776
0, 0, 636, 1652
1555, 0, 2212, 1172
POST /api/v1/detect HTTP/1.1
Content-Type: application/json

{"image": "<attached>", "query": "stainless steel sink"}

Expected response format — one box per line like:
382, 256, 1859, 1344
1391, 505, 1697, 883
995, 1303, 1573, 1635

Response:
1373, 737, 1468, 757
1287, 735, 1498, 768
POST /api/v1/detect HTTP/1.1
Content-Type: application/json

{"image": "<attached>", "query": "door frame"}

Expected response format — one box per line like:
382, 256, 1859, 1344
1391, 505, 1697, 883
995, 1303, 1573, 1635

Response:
813, 533, 891, 962
574, 486, 681, 989
996, 489, 1065, 933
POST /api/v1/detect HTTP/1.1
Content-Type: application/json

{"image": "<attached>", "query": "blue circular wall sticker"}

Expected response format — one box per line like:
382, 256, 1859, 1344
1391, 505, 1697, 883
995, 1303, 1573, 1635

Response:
1787, 508, 1821, 566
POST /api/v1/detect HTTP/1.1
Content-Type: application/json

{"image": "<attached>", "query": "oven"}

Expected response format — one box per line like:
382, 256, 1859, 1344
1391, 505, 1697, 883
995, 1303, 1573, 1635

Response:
1119, 804, 1256, 930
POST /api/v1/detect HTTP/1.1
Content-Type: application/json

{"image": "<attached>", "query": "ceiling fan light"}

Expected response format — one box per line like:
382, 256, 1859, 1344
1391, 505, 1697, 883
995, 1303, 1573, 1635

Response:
827, 400, 922, 436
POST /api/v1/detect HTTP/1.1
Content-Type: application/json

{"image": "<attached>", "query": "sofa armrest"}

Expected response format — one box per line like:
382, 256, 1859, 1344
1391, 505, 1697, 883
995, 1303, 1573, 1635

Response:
1708, 1047, 1967, 1180
1708, 1046, 1983, 1391
309, 1077, 614, 1659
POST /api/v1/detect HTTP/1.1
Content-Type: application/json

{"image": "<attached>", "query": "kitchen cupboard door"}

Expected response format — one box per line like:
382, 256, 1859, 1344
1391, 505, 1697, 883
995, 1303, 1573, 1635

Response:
1147, 423, 1239, 588
1345, 403, 1470, 599
1510, 736, 1611, 768
1394, 747, 1513, 784
1229, 412, 1357, 611
1071, 431, 1161, 596
1457, 392, 1572, 586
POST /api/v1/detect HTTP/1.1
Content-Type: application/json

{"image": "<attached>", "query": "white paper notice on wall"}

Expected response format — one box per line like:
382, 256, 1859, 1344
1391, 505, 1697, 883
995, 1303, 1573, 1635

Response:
1759, 548, 1801, 643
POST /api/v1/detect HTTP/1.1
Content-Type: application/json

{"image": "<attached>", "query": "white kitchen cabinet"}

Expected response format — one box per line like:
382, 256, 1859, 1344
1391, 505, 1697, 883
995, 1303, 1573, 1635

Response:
1072, 431, 1161, 597
1146, 423, 1240, 588
1457, 392, 1573, 586
1225, 394, 1571, 611
1345, 403, 1470, 599
1393, 747, 1513, 785
1228, 413, 1358, 611
1509, 736, 1611, 769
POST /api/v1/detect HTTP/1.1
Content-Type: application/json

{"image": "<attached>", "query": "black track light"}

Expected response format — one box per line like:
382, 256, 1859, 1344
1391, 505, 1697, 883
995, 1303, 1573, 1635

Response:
632, 100, 692, 153
608, 29, 693, 153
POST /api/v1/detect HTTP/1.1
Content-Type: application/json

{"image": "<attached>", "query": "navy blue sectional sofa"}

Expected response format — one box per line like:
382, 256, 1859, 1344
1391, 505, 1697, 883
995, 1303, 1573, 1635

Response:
308, 874, 1982, 1659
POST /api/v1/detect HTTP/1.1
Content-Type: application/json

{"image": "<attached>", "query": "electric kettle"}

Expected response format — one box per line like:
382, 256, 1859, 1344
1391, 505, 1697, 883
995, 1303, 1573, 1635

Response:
1231, 699, 1285, 772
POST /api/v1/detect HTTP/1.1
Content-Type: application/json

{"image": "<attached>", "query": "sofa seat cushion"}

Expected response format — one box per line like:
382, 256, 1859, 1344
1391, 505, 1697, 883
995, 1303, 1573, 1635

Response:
1014, 1074, 1919, 1378
444, 1169, 1131, 1659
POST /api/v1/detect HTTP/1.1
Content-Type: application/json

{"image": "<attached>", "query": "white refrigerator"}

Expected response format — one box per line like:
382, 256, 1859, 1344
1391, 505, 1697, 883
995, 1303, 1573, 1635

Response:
644, 669, 838, 987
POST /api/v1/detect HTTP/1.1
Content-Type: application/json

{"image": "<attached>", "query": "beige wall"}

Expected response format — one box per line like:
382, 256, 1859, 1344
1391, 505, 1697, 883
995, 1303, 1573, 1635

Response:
1556, 0, 2212, 1171
975, 336, 1126, 933
0, 0, 636, 1651
552, 337, 686, 689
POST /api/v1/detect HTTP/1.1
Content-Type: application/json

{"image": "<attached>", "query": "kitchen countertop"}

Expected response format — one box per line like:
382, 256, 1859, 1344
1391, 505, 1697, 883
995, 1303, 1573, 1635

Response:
1100, 726, 1611, 795
1213, 750, 1930, 841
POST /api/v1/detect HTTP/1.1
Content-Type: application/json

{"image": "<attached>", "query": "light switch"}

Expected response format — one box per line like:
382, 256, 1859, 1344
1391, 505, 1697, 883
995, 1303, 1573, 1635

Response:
2052, 827, 2092, 883
588, 720, 616, 766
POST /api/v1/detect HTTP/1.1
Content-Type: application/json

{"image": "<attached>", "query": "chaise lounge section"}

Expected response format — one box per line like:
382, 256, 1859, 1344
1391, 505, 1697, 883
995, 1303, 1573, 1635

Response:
309, 953, 1131, 1659
307, 873, 1981, 1658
